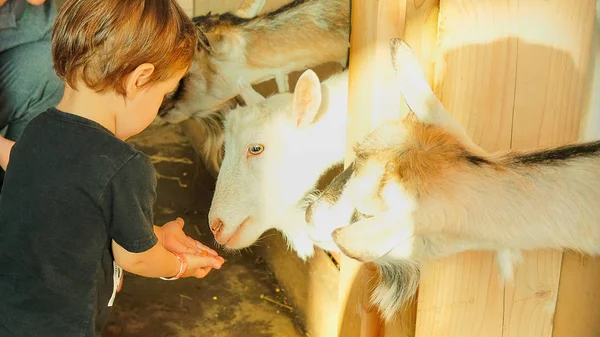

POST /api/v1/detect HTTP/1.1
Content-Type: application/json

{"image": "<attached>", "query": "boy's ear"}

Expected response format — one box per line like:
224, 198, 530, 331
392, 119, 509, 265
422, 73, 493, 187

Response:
292, 69, 322, 127
125, 63, 155, 97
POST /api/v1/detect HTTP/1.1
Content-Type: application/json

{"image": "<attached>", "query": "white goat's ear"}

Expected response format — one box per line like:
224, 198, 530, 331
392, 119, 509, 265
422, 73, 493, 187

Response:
234, 0, 266, 18
292, 69, 322, 127
237, 79, 265, 106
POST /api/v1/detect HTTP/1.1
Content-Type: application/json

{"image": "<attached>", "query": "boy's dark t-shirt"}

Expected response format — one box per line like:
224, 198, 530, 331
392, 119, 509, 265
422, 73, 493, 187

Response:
0, 108, 159, 336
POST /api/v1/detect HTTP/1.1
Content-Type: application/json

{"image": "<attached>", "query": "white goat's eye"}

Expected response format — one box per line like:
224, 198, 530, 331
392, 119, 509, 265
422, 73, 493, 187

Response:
248, 144, 264, 156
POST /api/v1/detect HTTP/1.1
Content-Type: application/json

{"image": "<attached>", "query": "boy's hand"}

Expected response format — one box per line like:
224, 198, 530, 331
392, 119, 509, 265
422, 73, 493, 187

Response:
181, 253, 225, 279
159, 218, 220, 257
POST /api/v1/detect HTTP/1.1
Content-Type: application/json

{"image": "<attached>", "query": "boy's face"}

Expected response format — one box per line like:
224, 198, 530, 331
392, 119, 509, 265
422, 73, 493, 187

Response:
116, 69, 186, 140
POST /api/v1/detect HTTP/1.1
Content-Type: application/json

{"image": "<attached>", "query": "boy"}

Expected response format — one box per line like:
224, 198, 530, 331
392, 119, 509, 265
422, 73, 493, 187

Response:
0, 0, 225, 336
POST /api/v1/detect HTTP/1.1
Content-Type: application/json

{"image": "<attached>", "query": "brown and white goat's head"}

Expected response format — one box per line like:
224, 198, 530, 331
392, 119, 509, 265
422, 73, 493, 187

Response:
208, 69, 333, 259
158, 0, 267, 124
305, 38, 481, 263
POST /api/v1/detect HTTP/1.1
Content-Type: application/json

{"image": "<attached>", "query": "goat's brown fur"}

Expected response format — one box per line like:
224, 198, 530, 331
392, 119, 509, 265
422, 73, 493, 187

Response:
306, 38, 600, 322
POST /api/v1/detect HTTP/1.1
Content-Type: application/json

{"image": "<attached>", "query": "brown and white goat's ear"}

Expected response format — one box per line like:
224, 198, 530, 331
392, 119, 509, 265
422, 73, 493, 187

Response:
292, 69, 322, 127
234, 0, 266, 18
389, 38, 480, 150
237, 79, 265, 106
389, 38, 443, 124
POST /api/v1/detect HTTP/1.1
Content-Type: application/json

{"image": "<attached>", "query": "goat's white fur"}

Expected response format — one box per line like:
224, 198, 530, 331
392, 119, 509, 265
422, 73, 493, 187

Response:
158, 0, 350, 177
208, 69, 349, 260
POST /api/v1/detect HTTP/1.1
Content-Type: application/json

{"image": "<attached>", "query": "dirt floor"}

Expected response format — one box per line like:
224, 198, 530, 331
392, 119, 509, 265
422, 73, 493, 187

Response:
102, 123, 307, 337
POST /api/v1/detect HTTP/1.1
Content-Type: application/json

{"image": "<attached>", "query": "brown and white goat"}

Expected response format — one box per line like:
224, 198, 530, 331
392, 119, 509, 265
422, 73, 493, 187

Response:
305, 38, 600, 322
158, 0, 350, 176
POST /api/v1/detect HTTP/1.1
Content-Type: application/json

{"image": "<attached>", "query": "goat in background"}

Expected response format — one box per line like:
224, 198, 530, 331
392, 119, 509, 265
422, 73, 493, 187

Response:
157, 0, 350, 177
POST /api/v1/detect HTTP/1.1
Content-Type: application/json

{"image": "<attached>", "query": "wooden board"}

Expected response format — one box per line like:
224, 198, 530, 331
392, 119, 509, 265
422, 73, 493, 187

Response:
382, 0, 440, 336
580, 4, 600, 143
516, 2, 599, 336
340, 1, 411, 336
415, 2, 517, 335
552, 7, 600, 337
339, 0, 444, 336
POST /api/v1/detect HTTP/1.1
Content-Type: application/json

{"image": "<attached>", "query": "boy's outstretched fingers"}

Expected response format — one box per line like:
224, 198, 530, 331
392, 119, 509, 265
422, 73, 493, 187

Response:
183, 253, 225, 279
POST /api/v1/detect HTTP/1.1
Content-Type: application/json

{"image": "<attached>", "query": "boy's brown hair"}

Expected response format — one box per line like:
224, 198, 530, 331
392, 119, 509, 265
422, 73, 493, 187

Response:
51, 0, 197, 96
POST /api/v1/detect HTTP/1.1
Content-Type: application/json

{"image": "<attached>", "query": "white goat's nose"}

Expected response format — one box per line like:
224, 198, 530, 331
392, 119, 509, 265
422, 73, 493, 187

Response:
210, 218, 224, 236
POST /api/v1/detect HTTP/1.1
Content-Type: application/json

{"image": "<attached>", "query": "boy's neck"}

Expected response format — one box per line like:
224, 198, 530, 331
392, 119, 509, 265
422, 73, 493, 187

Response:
55, 84, 120, 135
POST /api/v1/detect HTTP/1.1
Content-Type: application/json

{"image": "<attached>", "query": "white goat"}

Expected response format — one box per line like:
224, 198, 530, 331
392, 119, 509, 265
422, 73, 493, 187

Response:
158, 0, 350, 177
305, 38, 600, 322
207, 69, 349, 260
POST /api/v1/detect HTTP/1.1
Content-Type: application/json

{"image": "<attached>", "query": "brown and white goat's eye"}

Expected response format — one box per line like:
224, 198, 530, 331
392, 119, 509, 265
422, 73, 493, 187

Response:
248, 144, 264, 155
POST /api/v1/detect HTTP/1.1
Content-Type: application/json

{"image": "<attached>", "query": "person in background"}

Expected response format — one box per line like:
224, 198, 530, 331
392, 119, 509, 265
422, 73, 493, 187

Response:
0, 0, 64, 180
0, 0, 226, 336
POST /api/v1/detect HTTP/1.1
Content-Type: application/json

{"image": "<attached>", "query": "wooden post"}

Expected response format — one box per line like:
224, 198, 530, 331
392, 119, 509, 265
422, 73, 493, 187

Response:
341, 1, 441, 336
340, 1, 408, 336
414, 1, 598, 336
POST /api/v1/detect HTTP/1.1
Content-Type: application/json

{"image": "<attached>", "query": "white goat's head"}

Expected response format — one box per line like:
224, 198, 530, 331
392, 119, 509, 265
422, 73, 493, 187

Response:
208, 69, 328, 252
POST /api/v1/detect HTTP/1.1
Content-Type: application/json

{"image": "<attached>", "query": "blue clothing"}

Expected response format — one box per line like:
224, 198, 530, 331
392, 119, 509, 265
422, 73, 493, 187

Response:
0, 0, 64, 141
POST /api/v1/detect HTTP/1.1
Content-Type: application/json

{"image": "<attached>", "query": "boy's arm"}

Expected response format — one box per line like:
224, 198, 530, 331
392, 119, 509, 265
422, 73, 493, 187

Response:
104, 153, 223, 278
112, 239, 224, 279
112, 239, 180, 278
